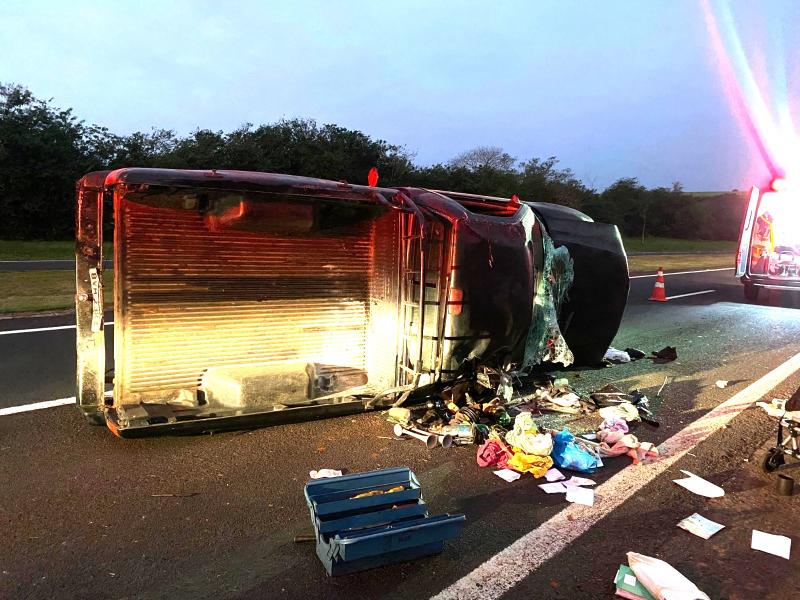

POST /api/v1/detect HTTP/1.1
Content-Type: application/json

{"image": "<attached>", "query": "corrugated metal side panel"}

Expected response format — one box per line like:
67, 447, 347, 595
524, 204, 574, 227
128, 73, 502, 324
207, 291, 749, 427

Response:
117, 200, 373, 399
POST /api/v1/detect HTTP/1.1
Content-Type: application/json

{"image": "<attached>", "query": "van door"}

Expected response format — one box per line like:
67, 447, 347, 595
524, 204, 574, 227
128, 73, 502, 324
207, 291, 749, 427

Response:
736, 186, 760, 277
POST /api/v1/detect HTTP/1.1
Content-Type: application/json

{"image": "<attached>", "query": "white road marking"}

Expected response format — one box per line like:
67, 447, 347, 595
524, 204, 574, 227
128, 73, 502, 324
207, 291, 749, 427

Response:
0, 396, 76, 415
665, 289, 716, 300
431, 351, 800, 600
0, 322, 113, 336
630, 267, 734, 279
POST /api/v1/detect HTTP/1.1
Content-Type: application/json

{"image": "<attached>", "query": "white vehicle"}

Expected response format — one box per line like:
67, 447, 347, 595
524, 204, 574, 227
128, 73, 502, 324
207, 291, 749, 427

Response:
736, 178, 800, 302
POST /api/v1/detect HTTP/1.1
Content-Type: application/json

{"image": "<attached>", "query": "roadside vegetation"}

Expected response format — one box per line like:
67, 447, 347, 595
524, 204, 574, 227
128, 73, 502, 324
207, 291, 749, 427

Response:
0, 82, 744, 312
0, 240, 112, 261
621, 236, 735, 254
2, 82, 745, 244
627, 254, 732, 275
0, 270, 112, 314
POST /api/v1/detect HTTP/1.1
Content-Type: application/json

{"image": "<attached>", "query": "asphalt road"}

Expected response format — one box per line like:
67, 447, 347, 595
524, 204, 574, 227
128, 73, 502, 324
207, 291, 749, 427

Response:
1, 268, 799, 599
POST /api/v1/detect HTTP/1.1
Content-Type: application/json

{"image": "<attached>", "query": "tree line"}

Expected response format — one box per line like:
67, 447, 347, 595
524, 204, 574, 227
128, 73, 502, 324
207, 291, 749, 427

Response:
0, 83, 746, 241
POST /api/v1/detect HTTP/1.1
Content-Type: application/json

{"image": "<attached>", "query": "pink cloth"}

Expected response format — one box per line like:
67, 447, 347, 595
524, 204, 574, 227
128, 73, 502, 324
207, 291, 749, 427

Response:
476, 440, 511, 469
597, 417, 630, 445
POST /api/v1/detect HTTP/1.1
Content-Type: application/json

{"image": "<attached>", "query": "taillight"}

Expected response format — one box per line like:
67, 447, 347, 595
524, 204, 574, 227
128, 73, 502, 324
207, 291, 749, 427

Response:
447, 288, 464, 315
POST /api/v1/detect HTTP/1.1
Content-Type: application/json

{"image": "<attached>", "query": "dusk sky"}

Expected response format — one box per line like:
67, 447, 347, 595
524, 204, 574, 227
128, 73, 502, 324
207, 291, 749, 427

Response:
1, 0, 798, 191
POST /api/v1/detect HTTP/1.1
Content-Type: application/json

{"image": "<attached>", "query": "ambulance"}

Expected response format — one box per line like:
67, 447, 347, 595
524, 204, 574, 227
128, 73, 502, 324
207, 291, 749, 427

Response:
737, 178, 800, 302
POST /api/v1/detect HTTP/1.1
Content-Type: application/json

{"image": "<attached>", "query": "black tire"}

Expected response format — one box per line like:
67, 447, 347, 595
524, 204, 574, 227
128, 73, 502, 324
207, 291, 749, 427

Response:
762, 448, 785, 473
744, 283, 760, 303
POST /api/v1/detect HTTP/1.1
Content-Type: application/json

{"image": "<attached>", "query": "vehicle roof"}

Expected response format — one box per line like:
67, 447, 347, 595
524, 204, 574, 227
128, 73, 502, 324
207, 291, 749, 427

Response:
79, 168, 401, 201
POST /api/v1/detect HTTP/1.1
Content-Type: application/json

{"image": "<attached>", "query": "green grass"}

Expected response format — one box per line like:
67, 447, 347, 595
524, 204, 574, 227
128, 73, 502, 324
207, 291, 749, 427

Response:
628, 254, 733, 275
621, 236, 736, 254
1, 238, 736, 260
0, 240, 113, 261
0, 270, 113, 314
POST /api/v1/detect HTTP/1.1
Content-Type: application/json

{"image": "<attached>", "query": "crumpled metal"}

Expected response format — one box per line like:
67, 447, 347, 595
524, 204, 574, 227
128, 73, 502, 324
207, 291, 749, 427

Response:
505, 412, 554, 456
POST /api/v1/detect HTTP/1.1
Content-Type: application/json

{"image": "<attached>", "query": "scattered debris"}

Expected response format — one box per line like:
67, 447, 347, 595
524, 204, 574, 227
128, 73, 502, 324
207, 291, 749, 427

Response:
309, 469, 343, 479
624, 348, 646, 360
776, 474, 794, 496
650, 346, 678, 362
672, 471, 725, 498
599, 402, 641, 423
626, 552, 710, 600
505, 413, 553, 456
493, 468, 522, 483
544, 467, 566, 482
604, 347, 632, 364
552, 429, 600, 473
393, 423, 438, 449
677, 514, 725, 539
538, 482, 568, 494
565, 476, 596, 487
565, 485, 594, 506
656, 375, 670, 397
751, 530, 792, 559
614, 564, 656, 600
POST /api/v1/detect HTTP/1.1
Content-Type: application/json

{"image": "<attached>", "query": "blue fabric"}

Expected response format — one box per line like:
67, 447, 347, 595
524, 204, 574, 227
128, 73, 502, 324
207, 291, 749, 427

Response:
551, 428, 598, 473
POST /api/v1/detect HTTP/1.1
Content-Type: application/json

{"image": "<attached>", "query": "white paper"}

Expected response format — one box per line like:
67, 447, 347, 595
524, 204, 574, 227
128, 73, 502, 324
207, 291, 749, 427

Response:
538, 482, 568, 494
751, 530, 792, 559
565, 486, 594, 506
622, 573, 638, 587
627, 552, 710, 600
309, 469, 342, 479
544, 468, 566, 482
565, 476, 596, 487
551, 392, 580, 407
493, 468, 521, 483
715, 380, 729, 388
672, 470, 725, 498
677, 513, 725, 539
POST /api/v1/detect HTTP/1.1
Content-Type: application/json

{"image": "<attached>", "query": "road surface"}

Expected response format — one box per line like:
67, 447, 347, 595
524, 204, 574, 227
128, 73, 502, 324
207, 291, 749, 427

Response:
1, 268, 799, 599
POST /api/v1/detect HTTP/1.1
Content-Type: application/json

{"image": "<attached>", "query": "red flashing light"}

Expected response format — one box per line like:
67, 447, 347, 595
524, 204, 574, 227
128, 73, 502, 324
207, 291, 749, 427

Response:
368, 167, 379, 187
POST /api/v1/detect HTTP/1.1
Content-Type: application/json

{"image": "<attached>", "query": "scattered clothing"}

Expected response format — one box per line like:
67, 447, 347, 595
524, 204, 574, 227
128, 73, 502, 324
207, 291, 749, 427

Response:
604, 347, 631, 363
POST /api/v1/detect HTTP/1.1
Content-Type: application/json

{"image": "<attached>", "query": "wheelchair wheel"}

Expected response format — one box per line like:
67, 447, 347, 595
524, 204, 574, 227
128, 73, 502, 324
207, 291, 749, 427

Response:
762, 447, 785, 473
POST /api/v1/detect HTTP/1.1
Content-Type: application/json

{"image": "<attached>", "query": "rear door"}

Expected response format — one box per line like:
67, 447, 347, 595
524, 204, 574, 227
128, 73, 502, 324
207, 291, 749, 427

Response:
736, 186, 760, 277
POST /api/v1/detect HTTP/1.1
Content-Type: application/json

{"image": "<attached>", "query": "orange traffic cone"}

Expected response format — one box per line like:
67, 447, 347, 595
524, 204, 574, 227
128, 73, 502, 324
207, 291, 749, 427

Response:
649, 267, 667, 302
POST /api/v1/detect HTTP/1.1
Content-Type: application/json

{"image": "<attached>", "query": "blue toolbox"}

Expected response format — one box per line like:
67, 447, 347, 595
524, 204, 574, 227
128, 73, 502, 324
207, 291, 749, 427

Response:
304, 467, 466, 576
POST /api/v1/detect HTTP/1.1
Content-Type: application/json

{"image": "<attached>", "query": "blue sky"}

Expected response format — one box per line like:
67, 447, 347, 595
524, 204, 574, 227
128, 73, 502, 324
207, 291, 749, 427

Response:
1, 0, 798, 190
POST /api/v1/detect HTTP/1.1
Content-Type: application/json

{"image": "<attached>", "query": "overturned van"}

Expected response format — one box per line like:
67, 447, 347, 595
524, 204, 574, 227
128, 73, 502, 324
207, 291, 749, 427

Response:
76, 169, 628, 436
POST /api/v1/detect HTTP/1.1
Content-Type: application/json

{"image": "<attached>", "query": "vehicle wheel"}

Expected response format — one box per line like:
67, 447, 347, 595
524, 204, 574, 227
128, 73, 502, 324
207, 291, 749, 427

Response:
762, 448, 785, 473
744, 283, 760, 303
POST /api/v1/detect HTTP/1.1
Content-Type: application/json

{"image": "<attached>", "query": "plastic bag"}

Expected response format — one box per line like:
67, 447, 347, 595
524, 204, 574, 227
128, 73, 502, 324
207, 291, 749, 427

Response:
551, 428, 598, 473
627, 552, 710, 600
505, 413, 553, 456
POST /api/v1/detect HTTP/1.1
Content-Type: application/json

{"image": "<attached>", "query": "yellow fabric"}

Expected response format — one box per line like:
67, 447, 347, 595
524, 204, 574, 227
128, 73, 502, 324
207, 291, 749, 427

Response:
507, 447, 553, 478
